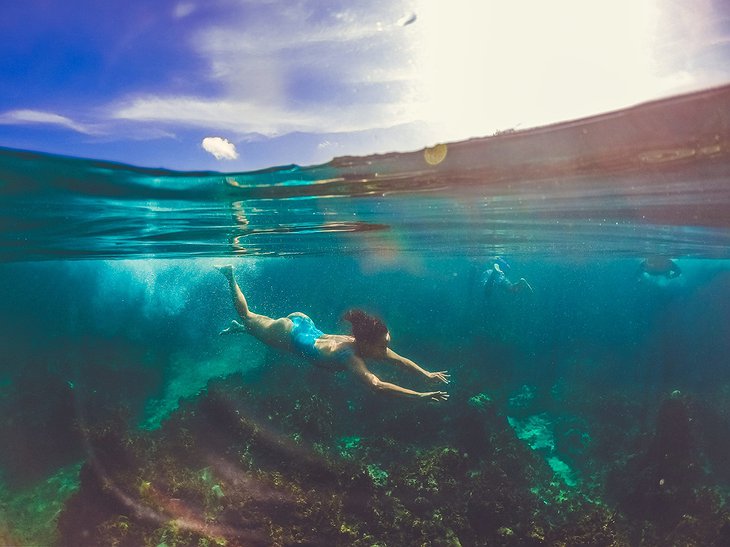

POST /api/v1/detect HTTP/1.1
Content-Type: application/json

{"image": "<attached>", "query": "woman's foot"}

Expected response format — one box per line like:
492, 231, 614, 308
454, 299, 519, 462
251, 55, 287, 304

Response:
215, 264, 234, 280
219, 319, 247, 335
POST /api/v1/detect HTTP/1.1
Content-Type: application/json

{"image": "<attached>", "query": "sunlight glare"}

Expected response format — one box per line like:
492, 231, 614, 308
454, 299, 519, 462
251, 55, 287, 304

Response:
411, 0, 667, 141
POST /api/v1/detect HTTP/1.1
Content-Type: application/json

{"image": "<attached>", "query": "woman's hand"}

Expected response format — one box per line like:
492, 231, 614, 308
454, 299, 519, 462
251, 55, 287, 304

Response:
422, 391, 449, 402
426, 370, 450, 384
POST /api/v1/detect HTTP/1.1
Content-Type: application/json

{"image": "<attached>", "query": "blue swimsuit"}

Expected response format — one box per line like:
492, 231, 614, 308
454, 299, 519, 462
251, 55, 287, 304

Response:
290, 315, 325, 359
289, 315, 353, 368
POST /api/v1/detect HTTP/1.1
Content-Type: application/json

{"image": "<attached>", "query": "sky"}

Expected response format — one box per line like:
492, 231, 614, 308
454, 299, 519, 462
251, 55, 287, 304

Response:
1, 0, 729, 171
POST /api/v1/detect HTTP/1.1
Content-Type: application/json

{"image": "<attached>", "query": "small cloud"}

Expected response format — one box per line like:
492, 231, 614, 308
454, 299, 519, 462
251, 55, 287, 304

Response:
0, 109, 98, 135
173, 2, 195, 19
396, 12, 417, 27
201, 136, 239, 160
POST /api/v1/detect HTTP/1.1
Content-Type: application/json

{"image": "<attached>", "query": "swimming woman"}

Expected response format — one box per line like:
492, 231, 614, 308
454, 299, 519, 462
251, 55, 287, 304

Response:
483, 257, 533, 298
217, 265, 449, 402
637, 256, 682, 281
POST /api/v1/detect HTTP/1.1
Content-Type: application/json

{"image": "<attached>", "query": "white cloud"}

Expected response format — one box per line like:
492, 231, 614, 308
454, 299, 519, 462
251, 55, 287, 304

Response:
201, 136, 239, 160
0, 109, 99, 135
112, 94, 419, 136
195, 5, 420, 95
106, 1, 423, 137
173, 2, 196, 18
100, 6, 416, 145
102, 0, 724, 152
114, 96, 320, 135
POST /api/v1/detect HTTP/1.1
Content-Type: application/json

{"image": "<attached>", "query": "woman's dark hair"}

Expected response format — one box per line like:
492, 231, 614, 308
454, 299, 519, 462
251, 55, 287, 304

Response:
343, 309, 387, 344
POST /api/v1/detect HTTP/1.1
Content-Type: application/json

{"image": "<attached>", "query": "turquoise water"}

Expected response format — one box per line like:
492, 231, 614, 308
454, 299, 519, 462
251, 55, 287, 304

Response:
2, 87, 730, 545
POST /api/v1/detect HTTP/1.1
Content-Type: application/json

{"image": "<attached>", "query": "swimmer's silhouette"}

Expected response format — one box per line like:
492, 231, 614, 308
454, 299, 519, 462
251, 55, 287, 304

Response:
483, 257, 533, 298
637, 256, 681, 281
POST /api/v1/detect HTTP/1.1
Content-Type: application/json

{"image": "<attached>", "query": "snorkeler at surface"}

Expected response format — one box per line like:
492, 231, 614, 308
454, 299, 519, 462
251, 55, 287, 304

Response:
637, 256, 682, 281
483, 257, 533, 298
216, 265, 449, 402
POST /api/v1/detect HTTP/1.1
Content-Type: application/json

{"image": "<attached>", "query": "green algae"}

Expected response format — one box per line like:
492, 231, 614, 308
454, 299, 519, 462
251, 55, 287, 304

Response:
365, 463, 389, 487
337, 435, 361, 458
0, 462, 82, 546
467, 392, 492, 409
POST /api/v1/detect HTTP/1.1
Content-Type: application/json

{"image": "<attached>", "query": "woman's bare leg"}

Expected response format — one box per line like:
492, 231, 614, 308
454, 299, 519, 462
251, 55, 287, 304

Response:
216, 265, 293, 351
217, 265, 251, 320
510, 278, 534, 293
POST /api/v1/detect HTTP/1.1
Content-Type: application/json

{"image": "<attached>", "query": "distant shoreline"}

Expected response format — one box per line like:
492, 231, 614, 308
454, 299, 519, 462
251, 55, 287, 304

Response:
329, 83, 730, 183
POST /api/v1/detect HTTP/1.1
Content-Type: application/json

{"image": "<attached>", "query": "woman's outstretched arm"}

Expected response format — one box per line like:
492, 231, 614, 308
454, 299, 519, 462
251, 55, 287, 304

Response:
346, 355, 448, 401
384, 348, 450, 385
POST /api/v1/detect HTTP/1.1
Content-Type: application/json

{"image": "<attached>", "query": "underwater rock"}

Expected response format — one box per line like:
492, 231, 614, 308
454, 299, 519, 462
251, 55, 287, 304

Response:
0, 462, 81, 546
467, 391, 493, 410
57, 382, 352, 545
716, 519, 730, 547
0, 377, 82, 488
507, 384, 538, 416
507, 413, 579, 487
53, 372, 529, 545
692, 396, 730, 484
608, 394, 702, 523
551, 412, 592, 469
546, 456, 577, 487
605, 392, 730, 544
508, 414, 555, 452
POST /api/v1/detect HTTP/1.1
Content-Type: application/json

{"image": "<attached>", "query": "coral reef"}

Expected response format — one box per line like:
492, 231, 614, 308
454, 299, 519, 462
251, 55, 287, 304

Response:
53, 369, 729, 546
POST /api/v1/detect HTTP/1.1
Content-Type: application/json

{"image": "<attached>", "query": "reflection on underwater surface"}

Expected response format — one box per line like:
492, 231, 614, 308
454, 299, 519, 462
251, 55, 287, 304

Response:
1, 87, 730, 545
1, 84, 730, 261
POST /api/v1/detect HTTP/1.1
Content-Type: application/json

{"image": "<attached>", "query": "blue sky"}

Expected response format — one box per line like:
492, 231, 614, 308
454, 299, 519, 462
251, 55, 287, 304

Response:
1, 0, 728, 171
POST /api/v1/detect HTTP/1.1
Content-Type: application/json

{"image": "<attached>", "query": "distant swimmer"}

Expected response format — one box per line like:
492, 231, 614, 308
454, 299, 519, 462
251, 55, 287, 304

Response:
217, 265, 449, 402
637, 256, 681, 281
483, 257, 533, 298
